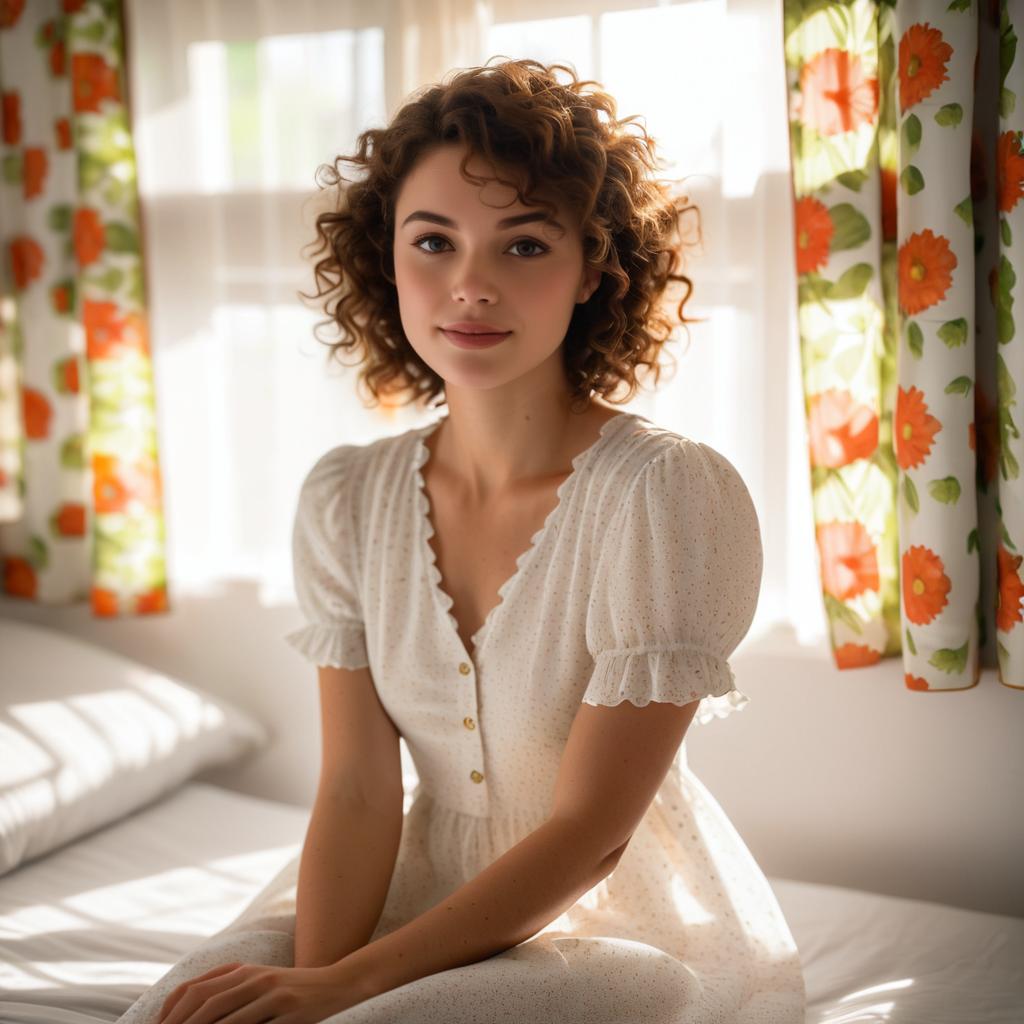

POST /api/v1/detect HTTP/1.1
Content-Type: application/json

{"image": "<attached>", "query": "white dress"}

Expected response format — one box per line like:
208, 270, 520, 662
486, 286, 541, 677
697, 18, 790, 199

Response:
117, 410, 806, 1024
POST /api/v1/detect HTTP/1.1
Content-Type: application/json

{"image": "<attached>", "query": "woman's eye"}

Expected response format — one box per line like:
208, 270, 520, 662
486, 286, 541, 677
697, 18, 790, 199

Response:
508, 239, 548, 257
413, 235, 451, 254
411, 235, 548, 258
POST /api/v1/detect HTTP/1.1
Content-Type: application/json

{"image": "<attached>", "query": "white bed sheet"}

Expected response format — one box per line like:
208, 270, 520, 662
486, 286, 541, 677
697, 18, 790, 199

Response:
0, 782, 1021, 1024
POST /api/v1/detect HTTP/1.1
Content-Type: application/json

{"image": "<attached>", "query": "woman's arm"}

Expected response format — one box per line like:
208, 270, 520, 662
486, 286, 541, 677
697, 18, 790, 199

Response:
294, 662, 405, 969
294, 787, 403, 968
330, 696, 698, 1003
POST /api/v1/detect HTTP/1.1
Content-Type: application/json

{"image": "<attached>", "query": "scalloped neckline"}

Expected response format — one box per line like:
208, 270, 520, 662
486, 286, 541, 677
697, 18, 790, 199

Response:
413, 411, 636, 663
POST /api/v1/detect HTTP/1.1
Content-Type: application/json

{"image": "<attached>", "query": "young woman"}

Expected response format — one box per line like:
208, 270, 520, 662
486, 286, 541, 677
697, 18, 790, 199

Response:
124, 57, 806, 1024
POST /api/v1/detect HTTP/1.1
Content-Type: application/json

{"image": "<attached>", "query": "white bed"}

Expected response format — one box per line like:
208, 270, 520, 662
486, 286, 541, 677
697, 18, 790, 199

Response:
1, 780, 1021, 1024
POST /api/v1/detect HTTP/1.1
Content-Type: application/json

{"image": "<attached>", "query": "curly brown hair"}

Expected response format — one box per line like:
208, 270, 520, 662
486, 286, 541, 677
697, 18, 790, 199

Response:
300, 56, 703, 415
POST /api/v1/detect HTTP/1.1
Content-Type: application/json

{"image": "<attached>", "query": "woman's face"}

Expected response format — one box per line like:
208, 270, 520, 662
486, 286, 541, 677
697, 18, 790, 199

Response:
392, 142, 599, 394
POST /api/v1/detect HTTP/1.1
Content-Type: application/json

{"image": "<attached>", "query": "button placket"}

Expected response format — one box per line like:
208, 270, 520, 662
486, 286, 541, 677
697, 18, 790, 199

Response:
457, 661, 485, 793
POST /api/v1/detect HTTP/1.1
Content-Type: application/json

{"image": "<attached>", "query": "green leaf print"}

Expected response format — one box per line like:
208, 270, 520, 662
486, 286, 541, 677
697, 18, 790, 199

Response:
934, 103, 963, 126
907, 320, 924, 358
2, 154, 21, 184
1003, 218, 1013, 247
954, 197, 973, 226
829, 204, 871, 252
929, 640, 968, 674
60, 434, 86, 470
836, 168, 870, 192
827, 263, 873, 299
901, 114, 922, 155
47, 204, 73, 232
944, 376, 972, 395
928, 476, 961, 504
1001, 16, 1018, 90
967, 528, 978, 554
904, 474, 919, 514
1004, 446, 1020, 481
905, 628, 917, 655
104, 223, 139, 253
946, 0, 970, 10
900, 166, 925, 195
1003, 523, 1018, 551
29, 535, 49, 570
938, 318, 968, 347
824, 594, 864, 635
997, 255, 1017, 344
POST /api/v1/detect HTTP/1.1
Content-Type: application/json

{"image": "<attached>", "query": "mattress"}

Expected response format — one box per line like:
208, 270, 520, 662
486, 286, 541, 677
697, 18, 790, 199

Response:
0, 782, 1021, 1024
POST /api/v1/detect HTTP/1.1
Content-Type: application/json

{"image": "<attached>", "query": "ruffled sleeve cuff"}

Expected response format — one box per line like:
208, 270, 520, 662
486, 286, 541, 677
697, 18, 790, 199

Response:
285, 623, 369, 671
581, 644, 749, 726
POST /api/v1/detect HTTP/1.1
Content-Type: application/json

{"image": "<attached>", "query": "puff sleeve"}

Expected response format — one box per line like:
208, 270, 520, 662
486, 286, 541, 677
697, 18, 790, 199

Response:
582, 438, 762, 725
284, 445, 370, 670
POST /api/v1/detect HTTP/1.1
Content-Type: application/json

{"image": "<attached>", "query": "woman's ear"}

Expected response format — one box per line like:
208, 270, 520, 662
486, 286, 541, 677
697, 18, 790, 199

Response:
577, 266, 601, 304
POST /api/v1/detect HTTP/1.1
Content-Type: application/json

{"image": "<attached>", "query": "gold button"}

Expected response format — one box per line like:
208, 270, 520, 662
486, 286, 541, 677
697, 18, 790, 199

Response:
463, 716, 476, 730
458, 662, 471, 675
470, 769, 484, 783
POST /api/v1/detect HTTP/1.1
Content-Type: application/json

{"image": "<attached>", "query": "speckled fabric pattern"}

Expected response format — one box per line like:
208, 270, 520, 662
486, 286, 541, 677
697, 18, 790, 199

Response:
117, 411, 806, 1023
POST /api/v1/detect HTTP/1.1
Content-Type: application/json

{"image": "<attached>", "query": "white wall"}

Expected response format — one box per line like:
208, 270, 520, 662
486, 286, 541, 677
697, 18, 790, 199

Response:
2, 591, 1020, 919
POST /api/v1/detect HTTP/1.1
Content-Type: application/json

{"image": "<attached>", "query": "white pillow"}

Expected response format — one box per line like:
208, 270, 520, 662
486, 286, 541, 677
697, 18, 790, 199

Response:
0, 617, 270, 877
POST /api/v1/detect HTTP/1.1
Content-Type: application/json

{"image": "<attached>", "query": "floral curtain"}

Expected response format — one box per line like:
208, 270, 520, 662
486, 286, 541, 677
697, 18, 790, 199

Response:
785, 0, 1023, 692
0, 0, 167, 616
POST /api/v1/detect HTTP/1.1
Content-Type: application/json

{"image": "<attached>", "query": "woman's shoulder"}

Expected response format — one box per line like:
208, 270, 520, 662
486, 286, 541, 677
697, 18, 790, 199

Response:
600, 414, 751, 510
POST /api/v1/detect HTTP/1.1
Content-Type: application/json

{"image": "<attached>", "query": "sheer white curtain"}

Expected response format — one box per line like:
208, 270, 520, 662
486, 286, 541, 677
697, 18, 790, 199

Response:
124, 0, 826, 646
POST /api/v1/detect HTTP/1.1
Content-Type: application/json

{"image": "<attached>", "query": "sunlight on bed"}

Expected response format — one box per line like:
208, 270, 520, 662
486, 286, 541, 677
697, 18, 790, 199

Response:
0, 846, 297, 941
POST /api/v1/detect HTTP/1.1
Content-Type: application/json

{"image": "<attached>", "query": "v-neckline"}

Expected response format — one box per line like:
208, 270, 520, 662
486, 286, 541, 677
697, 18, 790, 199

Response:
413, 411, 636, 664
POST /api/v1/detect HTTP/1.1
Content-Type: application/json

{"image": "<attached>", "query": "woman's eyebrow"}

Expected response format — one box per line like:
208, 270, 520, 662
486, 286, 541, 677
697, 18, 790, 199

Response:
400, 210, 564, 232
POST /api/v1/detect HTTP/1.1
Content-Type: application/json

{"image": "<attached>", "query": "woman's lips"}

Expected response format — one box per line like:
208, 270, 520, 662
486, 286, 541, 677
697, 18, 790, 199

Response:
440, 327, 511, 349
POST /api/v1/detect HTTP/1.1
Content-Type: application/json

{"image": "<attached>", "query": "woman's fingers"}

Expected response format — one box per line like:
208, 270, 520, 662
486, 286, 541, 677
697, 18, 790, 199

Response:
157, 962, 245, 1023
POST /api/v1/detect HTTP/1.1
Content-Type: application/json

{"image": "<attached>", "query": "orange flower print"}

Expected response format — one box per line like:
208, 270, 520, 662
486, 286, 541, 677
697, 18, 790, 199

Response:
3, 556, 37, 599
0, 0, 25, 29
136, 587, 169, 614
2, 91, 21, 145
808, 388, 878, 468
23, 147, 47, 200
63, 0, 86, 10
898, 229, 957, 315
57, 355, 80, 393
54, 116, 72, 150
969, 383, 999, 486
816, 520, 881, 601
905, 673, 930, 691
898, 23, 952, 113
9, 236, 44, 290
73, 207, 105, 266
82, 300, 147, 359
54, 503, 86, 536
997, 130, 1024, 213
121, 310, 151, 356
996, 544, 1024, 632
794, 196, 833, 274
798, 48, 878, 136
834, 643, 882, 669
50, 40, 66, 77
895, 385, 942, 470
93, 452, 162, 515
22, 387, 53, 440
881, 166, 897, 242
71, 53, 121, 114
92, 586, 120, 616
93, 454, 129, 514
902, 545, 951, 625
51, 281, 73, 315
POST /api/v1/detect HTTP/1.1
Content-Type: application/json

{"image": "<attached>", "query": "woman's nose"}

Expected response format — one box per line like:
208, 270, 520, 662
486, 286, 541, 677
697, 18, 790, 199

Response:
449, 259, 499, 304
